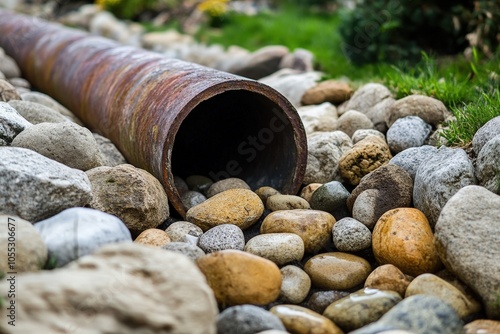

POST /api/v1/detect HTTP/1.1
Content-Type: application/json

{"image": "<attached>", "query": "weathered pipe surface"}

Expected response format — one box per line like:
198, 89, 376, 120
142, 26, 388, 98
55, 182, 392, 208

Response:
0, 10, 307, 217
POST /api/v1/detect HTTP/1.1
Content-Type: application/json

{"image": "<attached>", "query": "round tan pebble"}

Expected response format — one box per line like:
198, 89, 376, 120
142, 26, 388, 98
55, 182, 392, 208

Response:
338, 136, 392, 186
267, 194, 311, 211
364, 264, 412, 297
405, 273, 481, 318
301, 79, 353, 105
464, 319, 500, 334
271, 304, 343, 334
134, 228, 171, 247
186, 188, 264, 231
280, 265, 311, 304
196, 249, 281, 306
244, 233, 305, 266
304, 252, 371, 290
255, 186, 281, 206
165, 221, 203, 242
299, 183, 322, 203
372, 208, 442, 277
323, 288, 402, 331
261, 210, 335, 253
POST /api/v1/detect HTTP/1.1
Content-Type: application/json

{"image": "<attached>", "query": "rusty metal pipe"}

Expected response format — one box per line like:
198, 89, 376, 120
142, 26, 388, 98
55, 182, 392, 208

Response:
0, 10, 307, 217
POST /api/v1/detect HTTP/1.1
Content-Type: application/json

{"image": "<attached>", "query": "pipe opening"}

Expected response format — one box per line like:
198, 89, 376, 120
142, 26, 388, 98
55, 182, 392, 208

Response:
171, 90, 298, 191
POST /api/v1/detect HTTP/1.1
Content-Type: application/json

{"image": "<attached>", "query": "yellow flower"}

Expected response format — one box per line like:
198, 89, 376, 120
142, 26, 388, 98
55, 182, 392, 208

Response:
197, 0, 229, 17
95, 0, 122, 10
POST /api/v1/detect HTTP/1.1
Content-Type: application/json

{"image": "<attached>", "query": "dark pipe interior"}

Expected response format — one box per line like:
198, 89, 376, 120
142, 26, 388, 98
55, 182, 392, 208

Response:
172, 90, 297, 191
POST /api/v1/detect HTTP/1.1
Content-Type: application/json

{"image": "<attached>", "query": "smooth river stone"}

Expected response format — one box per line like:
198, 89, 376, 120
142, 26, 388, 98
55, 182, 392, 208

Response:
279, 265, 311, 304
216, 305, 286, 334
324, 288, 402, 332
307, 290, 351, 314
304, 252, 371, 290
261, 210, 335, 253
299, 183, 322, 203
405, 273, 481, 319
364, 264, 412, 297
464, 320, 500, 334
372, 208, 442, 277
255, 186, 281, 206
244, 233, 305, 266
266, 194, 311, 211
165, 221, 203, 242
186, 188, 264, 231
270, 305, 343, 334
196, 250, 281, 306
133, 228, 171, 247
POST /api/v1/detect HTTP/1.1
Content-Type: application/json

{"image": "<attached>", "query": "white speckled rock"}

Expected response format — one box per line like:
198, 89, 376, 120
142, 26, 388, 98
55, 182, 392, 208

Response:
472, 116, 500, 155
332, 217, 372, 252
0, 101, 31, 145
245, 233, 305, 266
34, 207, 132, 267
475, 134, 500, 194
386, 116, 432, 153
198, 224, 245, 253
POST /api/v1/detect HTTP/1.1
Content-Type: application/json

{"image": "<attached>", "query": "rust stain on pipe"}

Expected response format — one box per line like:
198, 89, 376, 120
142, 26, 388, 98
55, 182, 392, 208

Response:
0, 10, 307, 217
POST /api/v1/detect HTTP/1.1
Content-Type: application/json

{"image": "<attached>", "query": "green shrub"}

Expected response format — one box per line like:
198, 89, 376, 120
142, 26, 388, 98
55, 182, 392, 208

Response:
96, 0, 181, 21
339, 0, 474, 65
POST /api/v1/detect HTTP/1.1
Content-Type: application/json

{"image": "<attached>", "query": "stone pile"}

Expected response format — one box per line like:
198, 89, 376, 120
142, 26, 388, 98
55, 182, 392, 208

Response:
1, 5, 500, 334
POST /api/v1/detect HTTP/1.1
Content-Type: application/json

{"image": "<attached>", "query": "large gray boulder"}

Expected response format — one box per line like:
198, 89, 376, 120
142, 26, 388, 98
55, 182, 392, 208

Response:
435, 185, 500, 319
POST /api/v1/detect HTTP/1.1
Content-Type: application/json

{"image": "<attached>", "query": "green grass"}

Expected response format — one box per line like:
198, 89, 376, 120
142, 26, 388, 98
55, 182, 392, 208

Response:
151, 6, 499, 146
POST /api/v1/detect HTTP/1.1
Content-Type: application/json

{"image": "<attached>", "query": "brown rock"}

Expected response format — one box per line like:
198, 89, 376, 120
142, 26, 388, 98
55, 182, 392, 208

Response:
0, 79, 21, 102
245, 233, 305, 266
271, 305, 344, 334
86, 164, 169, 237
300, 183, 322, 203
134, 228, 171, 247
196, 249, 281, 306
336, 110, 374, 137
301, 80, 353, 105
255, 186, 281, 206
364, 264, 412, 297
186, 188, 264, 231
304, 252, 371, 290
405, 273, 481, 318
206, 177, 250, 198
372, 208, 442, 277
464, 320, 500, 334
261, 209, 335, 253
267, 194, 311, 211
386, 94, 448, 127
338, 136, 392, 186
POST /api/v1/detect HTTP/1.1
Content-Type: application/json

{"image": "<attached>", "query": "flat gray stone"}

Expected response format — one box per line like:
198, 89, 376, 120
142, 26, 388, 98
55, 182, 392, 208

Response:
0, 101, 31, 145
472, 116, 500, 155
350, 295, 464, 334
386, 116, 432, 153
162, 242, 205, 261
217, 305, 286, 334
0, 147, 92, 222
20, 91, 82, 124
435, 185, 500, 319
11, 122, 103, 171
181, 190, 207, 210
336, 109, 374, 137
413, 147, 476, 227
8, 100, 68, 124
332, 217, 372, 252
35, 207, 132, 267
342, 83, 392, 115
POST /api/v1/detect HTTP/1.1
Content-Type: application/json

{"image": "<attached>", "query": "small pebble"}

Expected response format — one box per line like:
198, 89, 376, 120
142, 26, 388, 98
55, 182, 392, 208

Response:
309, 181, 350, 218
174, 175, 189, 196
185, 175, 213, 195
206, 177, 250, 198
165, 221, 203, 242
304, 252, 371, 290
162, 242, 205, 261
352, 189, 381, 229
307, 290, 350, 314
332, 217, 372, 252
217, 305, 286, 334
279, 265, 311, 304
464, 319, 500, 334
181, 190, 206, 210
364, 264, 412, 297
255, 186, 281, 206
271, 304, 343, 334
266, 194, 311, 211
352, 129, 385, 144
244, 233, 305, 266
261, 210, 335, 253
386, 116, 432, 154
197, 224, 245, 253
323, 288, 402, 332
134, 228, 171, 247
299, 183, 322, 203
